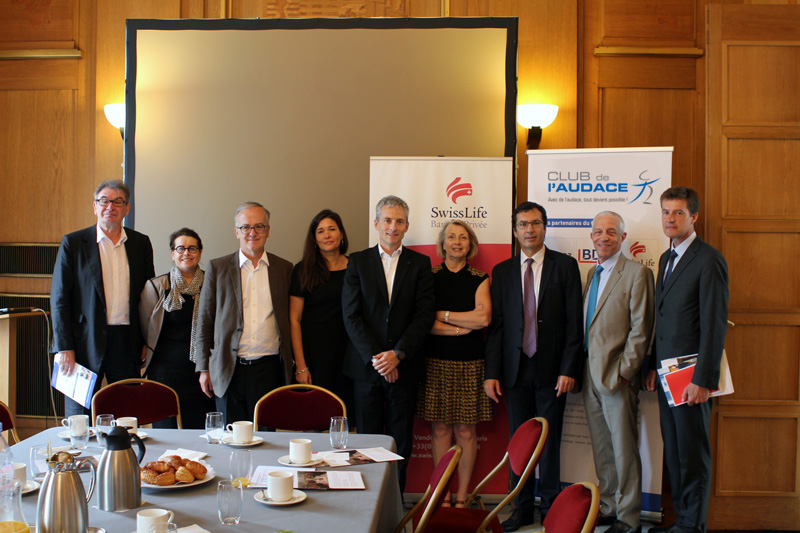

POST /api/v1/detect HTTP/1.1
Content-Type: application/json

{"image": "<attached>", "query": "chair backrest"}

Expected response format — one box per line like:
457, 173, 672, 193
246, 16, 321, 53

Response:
253, 384, 346, 431
397, 444, 462, 533
91, 378, 183, 428
0, 400, 20, 444
543, 481, 600, 533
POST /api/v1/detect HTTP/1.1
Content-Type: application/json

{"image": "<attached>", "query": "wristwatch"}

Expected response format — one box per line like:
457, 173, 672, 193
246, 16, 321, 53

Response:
396, 350, 406, 362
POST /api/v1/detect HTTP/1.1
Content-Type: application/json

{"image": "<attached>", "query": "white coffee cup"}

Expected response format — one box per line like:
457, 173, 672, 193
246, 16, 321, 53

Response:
117, 416, 139, 434
225, 421, 254, 444
289, 438, 312, 464
61, 414, 89, 434
137, 508, 174, 533
12, 462, 26, 486
267, 470, 294, 502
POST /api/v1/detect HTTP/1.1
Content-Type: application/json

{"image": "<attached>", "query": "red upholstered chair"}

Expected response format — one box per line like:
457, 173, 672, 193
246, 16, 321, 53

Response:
0, 400, 20, 444
424, 417, 548, 533
91, 378, 183, 428
542, 481, 599, 533
394, 444, 462, 533
253, 384, 346, 431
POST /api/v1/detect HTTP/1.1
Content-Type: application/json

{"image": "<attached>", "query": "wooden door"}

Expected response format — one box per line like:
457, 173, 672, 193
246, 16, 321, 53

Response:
706, 5, 800, 530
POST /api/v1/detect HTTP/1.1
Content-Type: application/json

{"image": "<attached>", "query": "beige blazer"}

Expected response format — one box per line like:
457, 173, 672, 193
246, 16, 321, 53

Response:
584, 254, 655, 396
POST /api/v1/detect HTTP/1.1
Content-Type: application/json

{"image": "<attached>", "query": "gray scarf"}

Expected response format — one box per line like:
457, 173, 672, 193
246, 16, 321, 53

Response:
163, 265, 204, 362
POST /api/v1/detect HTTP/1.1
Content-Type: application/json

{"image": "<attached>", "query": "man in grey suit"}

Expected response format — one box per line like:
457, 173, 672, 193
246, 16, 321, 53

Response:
196, 202, 293, 424
645, 187, 728, 533
51, 180, 155, 417
583, 211, 654, 533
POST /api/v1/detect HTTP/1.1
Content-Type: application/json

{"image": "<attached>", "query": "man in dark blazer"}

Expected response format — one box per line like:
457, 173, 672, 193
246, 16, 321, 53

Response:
484, 201, 583, 531
51, 180, 155, 417
646, 187, 728, 533
342, 195, 435, 493
196, 202, 293, 424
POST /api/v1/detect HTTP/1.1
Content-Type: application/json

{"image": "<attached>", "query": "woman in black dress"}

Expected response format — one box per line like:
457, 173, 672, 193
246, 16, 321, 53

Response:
139, 228, 215, 429
289, 210, 351, 407
417, 219, 492, 507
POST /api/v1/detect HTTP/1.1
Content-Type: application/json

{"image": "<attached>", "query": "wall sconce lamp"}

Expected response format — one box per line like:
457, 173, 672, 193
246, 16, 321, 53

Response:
517, 104, 558, 149
104, 103, 126, 139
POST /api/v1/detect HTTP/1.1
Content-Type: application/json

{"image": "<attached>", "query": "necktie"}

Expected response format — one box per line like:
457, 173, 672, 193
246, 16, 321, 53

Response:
522, 258, 537, 358
584, 265, 604, 351
664, 249, 678, 284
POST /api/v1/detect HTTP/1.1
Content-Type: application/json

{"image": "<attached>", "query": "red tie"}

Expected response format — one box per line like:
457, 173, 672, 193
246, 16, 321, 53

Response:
522, 258, 537, 358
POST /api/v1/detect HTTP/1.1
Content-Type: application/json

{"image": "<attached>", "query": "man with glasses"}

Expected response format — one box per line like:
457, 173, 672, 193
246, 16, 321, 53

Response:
196, 201, 293, 424
484, 201, 583, 531
51, 179, 155, 417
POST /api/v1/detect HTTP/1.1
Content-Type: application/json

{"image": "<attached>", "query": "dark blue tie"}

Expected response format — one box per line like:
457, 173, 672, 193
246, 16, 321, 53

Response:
584, 265, 604, 350
664, 249, 678, 284
522, 258, 537, 358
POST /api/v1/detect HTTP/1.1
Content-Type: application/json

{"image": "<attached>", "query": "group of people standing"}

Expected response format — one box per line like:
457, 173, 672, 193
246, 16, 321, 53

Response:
50, 180, 727, 533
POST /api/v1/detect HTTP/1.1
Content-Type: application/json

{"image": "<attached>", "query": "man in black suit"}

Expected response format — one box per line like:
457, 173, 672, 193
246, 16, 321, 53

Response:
484, 201, 583, 531
645, 187, 728, 533
51, 180, 155, 417
342, 195, 435, 493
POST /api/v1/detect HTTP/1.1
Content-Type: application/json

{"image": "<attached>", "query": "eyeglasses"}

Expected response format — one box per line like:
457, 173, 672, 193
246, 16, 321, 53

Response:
236, 224, 268, 234
95, 197, 128, 207
516, 220, 544, 229
172, 246, 200, 254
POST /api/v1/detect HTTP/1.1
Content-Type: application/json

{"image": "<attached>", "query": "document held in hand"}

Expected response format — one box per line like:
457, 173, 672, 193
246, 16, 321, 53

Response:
658, 350, 734, 407
51, 361, 98, 409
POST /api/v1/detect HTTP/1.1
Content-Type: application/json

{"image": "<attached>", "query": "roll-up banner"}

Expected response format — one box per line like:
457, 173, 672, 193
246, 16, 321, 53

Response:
528, 147, 673, 517
369, 156, 513, 497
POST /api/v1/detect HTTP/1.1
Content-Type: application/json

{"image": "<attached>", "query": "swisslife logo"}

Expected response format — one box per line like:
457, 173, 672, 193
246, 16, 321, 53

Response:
629, 241, 646, 257
446, 177, 473, 204
430, 177, 488, 228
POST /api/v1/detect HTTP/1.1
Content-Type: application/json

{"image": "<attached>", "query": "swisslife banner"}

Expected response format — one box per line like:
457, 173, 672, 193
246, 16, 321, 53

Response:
528, 147, 672, 517
369, 156, 513, 498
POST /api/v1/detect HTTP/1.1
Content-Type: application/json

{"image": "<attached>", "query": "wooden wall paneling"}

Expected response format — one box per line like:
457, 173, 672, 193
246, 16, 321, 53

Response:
0, 0, 75, 48
180, 0, 226, 18
230, 0, 410, 18
601, 0, 698, 47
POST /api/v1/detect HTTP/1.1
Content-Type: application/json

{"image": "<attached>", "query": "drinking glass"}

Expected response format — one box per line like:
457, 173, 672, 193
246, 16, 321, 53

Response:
205, 412, 224, 444
149, 524, 178, 533
330, 416, 349, 449
217, 480, 243, 526
229, 450, 252, 488
29, 444, 49, 482
69, 425, 89, 450
95, 414, 115, 447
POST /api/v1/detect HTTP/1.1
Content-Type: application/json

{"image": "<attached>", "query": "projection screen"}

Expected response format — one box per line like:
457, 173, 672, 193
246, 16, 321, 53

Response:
126, 18, 517, 272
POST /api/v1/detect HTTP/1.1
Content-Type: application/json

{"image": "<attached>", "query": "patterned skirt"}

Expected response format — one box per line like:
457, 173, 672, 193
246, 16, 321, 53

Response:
417, 357, 493, 425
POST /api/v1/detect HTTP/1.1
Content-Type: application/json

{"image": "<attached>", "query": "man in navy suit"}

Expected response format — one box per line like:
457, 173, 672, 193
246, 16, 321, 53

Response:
645, 187, 728, 533
51, 180, 155, 417
485, 201, 583, 531
342, 195, 435, 493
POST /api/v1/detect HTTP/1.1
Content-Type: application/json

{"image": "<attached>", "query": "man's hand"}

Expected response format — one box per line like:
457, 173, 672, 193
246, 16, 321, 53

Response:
645, 370, 658, 391
199, 371, 213, 398
683, 383, 710, 406
140, 346, 148, 364
484, 379, 502, 403
555, 375, 575, 397
57, 351, 76, 376
383, 368, 399, 383
372, 350, 400, 377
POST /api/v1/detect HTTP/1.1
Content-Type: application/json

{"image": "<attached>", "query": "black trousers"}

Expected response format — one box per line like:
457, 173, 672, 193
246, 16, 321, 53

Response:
216, 355, 282, 426
504, 352, 566, 514
657, 386, 712, 533
65, 325, 140, 418
353, 378, 417, 494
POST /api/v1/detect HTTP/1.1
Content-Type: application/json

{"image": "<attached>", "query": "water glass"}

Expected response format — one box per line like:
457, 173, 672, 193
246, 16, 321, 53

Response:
95, 414, 115, 447
149, 524, 178, 533
205, 412, 224, 444
330, 416, 349, 449
229, 450, 252, 487
217, 480, 243, 525
29, 444, 49, 482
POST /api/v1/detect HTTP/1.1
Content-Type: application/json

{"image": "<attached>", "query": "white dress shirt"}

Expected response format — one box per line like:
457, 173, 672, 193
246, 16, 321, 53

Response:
96, 225, 130, 325
665, 231, 697, 281
379, 244, 402, 303
237, 250, 280, 359
519, 246, 545, 307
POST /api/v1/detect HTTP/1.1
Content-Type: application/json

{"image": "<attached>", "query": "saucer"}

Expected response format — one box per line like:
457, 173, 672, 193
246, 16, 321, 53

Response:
222, 435, 264, 447
57, 429, 96, 440
278, 455, 324, 468
255, 489, 307, 506
21, 479, 40, 494
128, 431, 148, 440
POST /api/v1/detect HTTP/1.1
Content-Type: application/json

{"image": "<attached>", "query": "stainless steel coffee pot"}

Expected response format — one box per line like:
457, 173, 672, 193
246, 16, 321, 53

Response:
97, 426, 145, 511
36, 454, 96, 533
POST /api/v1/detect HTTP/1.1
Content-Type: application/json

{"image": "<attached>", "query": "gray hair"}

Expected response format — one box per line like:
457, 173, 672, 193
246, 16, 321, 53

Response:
374, 195, 409, 222
234, 201, 270, 227
94, 180, 130, 202
592, 211, 625, 233
436, 220, 479, 261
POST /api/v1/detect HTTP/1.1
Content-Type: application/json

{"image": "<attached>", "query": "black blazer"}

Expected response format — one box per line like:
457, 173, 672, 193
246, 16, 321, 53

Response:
485, 247, 584, 388
651, 236, 728, 389
50, 225, 155, 372
341, 245, 435, 384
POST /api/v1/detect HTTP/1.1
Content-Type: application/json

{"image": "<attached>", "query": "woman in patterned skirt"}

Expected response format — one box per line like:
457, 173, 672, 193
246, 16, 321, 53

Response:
418, 219, 492, 507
